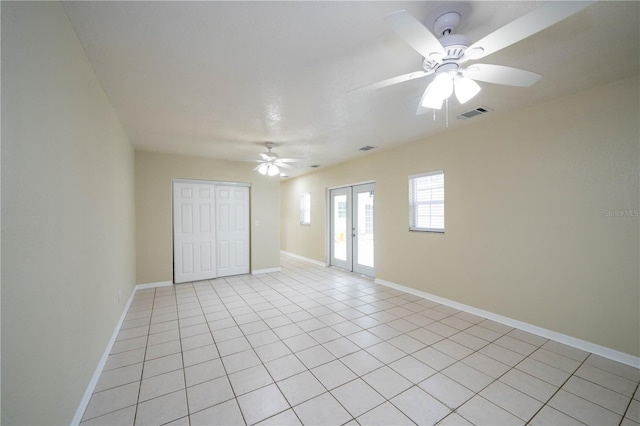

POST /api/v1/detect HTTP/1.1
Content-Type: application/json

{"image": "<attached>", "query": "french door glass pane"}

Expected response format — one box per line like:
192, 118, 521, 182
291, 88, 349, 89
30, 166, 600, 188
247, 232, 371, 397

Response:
357, 191, 374, 268
333, 194, 348, 262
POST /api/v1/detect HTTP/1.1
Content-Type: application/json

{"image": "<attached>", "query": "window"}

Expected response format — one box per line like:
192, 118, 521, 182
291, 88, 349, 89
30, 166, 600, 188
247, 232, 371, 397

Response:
409, 170, 444, 232
300, 193, 311, 225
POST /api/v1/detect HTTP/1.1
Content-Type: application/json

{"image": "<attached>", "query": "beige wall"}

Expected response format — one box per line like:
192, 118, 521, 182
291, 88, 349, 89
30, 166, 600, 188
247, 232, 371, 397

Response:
281, 76, 640, 357
1, 2, 136, 424
135, 151, 280, 284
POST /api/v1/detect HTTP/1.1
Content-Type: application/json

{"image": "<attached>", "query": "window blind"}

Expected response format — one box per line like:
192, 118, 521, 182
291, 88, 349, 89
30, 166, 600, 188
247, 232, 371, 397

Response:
409, 171, 444, 232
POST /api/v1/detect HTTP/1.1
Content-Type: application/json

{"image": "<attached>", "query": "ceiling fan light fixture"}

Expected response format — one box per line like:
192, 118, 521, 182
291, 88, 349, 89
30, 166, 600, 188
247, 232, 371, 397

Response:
434, 73, 454, 99
454, 76, 481, 104
267, 164, 280, 176
421, 88, 444, 110
421, 73, 453, 110
258, 163, 280, 176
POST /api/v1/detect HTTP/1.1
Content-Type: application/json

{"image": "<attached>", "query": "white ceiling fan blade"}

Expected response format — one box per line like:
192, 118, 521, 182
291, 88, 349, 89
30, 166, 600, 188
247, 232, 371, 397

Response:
462, 64, 541, 87
277, 158, 303, 163
253, 163, 264, 171
259, 153, 275, 161
351, 70, 431, 93
385, 10, 447, 60
463, 1, 592, 61
275, 162, 294, 169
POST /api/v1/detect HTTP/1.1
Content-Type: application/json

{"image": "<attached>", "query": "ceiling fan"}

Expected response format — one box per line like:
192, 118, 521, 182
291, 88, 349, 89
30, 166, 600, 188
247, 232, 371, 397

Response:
361, 1, 592, 114
253, 142, 302, 176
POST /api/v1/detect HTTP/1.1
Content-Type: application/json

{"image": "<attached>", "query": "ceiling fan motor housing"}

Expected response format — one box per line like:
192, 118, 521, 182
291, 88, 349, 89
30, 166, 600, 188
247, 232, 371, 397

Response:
434, 11, 461, 35
439, 33, 471, 60
423, 4, 473, 67
423, 33, 470, 72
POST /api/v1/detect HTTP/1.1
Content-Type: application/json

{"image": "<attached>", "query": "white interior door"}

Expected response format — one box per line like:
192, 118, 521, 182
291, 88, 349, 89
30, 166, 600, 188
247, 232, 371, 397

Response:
216, 186, 250, 277
173, 181, 216, 284
329, 184, 375, 277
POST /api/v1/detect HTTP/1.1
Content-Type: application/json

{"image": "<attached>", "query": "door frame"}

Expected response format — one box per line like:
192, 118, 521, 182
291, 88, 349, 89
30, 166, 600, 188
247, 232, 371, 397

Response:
329, 186, 352, 271
172, 178, 251, 283
326, 180, 376, 277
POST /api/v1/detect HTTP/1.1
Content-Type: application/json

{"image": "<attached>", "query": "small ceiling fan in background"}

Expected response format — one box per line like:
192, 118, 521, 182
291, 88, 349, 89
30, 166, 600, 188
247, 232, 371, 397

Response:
253, 142, 303, 176
360, 1, 592, 114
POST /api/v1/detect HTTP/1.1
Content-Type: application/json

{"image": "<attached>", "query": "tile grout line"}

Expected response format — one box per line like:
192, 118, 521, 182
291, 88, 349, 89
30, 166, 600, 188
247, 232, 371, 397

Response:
171, 282, 206, 422
618, 381, 640, 426
206, 276, 253, 425
132, 287, 156, 426
521, 351, 590, 425
208, 278, 249, 423
178, 282, 195, 424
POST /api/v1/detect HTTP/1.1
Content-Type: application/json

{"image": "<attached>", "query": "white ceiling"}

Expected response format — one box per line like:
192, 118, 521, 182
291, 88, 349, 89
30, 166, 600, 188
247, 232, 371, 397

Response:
63, 1, 639, 178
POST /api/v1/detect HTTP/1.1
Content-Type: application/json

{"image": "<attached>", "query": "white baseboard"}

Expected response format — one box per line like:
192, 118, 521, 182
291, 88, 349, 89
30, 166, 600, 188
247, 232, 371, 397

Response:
375, 278, 640, 368
71, 287, 137, 425
280, 250, 327, 267
135, 280, 173, 290
252, 267, 282, 275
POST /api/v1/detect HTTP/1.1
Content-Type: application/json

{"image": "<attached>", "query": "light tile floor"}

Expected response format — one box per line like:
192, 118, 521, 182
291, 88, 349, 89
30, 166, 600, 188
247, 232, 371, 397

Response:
81, 255, 640, 425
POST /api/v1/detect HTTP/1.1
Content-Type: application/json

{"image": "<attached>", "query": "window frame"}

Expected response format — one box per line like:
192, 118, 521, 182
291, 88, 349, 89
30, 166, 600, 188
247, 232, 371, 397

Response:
408, 170, 445, 233
299, 192, 311, 225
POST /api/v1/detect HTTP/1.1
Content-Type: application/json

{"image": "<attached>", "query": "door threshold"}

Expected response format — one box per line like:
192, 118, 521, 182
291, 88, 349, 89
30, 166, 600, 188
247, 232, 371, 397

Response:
328, 265, 375, 280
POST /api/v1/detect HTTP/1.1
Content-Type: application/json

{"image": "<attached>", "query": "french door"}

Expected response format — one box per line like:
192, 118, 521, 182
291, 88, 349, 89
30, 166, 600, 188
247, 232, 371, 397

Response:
329, 183, 375, 277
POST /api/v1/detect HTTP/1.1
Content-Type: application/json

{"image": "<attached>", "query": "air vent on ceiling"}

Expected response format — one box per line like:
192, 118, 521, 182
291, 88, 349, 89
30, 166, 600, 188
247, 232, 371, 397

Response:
457, 106, 492, 120
359, 145, 377, 152
310, 164, 320, 168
